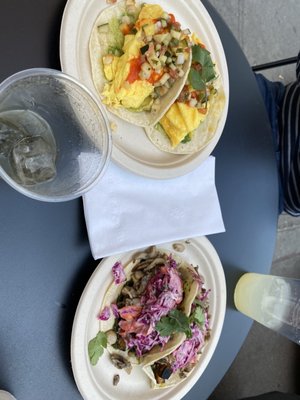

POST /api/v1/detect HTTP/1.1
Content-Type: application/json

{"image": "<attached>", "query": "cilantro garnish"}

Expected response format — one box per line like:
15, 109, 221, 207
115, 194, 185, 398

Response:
88, 331, 107, 366
188, 45, 216, 90
190, 305, 206, 327
156, 309, 192, 338
156, 304, 207, 339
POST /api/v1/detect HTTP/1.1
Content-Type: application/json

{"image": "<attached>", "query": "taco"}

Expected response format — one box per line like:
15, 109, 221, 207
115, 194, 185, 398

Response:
145, 34, 226, 154
90, 245, 211, 389
89, 0, 192, 127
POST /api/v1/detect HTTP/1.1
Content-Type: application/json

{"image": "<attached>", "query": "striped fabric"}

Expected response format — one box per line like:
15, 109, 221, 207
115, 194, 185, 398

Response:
279, 52, 300, 216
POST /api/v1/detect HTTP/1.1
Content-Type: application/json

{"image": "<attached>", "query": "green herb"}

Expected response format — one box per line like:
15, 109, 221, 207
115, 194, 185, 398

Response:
181, 133, 192, 144
107, 46, 123, 56
188, 45, 216, 90
156, 309, 192, 338
193, 298, 206, 308
190, 306, 205, 327
88, 331, 107, 366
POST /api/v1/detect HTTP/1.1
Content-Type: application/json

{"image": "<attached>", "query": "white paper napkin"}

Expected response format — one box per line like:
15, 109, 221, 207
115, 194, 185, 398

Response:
83, 156, 225, 259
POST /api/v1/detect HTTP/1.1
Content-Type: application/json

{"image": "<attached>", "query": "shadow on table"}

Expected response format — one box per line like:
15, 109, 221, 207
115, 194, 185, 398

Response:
56, 201, 99, 382
48, 0, 67, 70
222, 263, 247, 309
58, 254, 99, 382
0, 344, 14, 392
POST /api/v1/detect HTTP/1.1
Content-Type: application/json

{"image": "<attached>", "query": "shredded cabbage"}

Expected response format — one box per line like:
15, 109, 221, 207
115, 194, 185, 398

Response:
118, 257, 183, 356
97, 306, 111, 321
112, 261, 126, 285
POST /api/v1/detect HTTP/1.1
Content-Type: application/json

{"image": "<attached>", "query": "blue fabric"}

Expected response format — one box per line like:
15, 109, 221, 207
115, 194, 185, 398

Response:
255, 73, 285, 214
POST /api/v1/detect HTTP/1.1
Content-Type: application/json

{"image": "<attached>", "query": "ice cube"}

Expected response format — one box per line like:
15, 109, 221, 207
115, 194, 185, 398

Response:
10, 135, 56, 185
0, 119, 26, 156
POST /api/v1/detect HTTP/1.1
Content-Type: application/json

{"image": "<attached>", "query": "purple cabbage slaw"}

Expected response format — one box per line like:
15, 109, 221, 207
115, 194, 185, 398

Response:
107, 255, 210, 364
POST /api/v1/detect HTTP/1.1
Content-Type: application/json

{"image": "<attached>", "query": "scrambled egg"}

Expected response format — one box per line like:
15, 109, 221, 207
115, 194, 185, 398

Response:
101, 4, 164, 110
160, 102, 209, 147
138, 4, 164, 21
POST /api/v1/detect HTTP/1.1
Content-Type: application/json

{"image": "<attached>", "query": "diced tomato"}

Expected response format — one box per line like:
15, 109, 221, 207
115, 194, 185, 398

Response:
147, 70, 163, 84
198, 107, 208, 115
127, 57, 142, 83
118, 305, 142, 320
168, 13, 176, 24
120, 23, 132, 35
119, 319, 146, 335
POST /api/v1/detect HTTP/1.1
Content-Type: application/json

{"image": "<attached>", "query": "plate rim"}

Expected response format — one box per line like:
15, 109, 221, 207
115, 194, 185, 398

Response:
70, 236, 227, 400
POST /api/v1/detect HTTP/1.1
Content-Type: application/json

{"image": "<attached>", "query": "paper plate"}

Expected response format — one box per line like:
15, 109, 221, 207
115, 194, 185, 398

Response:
71, 237, 226, 400
60, 0, 229, 179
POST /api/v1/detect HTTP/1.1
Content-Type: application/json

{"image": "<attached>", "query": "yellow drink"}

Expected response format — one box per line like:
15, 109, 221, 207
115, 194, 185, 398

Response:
234, 273, 300, 344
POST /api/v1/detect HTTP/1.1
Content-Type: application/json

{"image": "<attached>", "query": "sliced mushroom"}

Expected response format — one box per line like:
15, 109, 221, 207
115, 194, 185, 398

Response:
136, 274, 151, 295
133, 245, 158, 262
133, 259, 153, 271
146, 245, 158, 258
144, 257, 166, 271
113, 374, 120, 386
110, 354, 131, 370
132, 270, 144, 282
172, 243, 185, 252
121, 285, 137, 299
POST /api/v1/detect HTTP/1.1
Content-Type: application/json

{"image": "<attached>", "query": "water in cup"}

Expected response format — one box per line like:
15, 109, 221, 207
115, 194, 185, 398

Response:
0, 109, 56, 185
0, 69, 111, 201
10, 135, 56, 185
234, 273, 300, 345
0, 119, 25, 156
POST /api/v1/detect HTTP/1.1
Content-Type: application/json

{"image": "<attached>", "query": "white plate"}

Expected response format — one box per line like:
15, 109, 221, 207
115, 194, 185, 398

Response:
60, 0, 229, 179
71, 237, 226, 400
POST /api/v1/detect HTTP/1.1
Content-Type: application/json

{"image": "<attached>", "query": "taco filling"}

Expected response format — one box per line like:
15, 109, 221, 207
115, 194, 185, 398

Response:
89, 1, 192, 126
145, 34, 226, 154
143, 288, 210, 388
88, 246, 211, 389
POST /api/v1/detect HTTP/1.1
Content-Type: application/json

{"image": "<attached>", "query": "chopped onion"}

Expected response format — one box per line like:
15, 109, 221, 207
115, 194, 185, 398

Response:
155, 21, 162, 31
176, 53, 185, 65
139, 62, 152, 80
159, 55, 167, 64
155, 85, 169, 96
152, 99, 161, 112
161, 19, 168, 28
171, 30, 181, 40
158, 73, 170, 86
103, 54, 114, 65
141, 62, 152, 72
189, 98, 198, 107
121, 15, 131, 24
177, 68, 184, 77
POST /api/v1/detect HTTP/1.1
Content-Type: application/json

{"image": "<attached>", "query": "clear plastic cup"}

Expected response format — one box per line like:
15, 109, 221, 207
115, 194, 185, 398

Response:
0, 68, 111, 202
234, 272, 300, 345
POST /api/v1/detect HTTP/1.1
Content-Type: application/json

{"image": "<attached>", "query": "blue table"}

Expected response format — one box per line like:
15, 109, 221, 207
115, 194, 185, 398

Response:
0, 1, 278, 399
